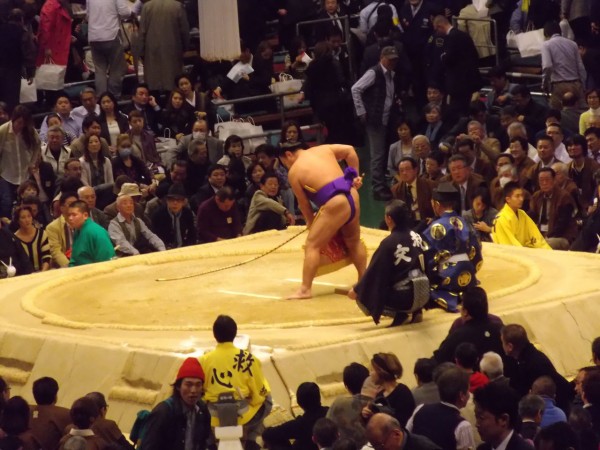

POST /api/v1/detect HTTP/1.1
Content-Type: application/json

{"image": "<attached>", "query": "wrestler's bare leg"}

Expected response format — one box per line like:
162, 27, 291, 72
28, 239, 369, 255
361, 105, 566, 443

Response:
288, 196, 351, 299
340, 189, 366, 279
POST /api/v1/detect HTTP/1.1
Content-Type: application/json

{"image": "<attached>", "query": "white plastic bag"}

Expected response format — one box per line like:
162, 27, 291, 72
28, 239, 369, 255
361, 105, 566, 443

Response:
155, 129, 178, 168
34, 60, 66, 90
270, 73, 303, 108
19, 78, 37, 103
214, 117, 266, 153
515, 29, 545, 58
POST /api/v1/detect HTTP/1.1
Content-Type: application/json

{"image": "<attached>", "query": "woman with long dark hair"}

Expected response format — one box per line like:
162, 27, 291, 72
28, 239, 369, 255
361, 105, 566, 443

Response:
159, 88, 195, 139
98, 91, 129, 151
0, 105, 40, 219
79, 134, 114, 187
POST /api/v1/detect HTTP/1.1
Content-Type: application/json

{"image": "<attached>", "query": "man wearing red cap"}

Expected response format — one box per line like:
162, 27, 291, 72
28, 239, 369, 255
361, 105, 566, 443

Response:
140, 357, 211, 450
199, 315, 271, 450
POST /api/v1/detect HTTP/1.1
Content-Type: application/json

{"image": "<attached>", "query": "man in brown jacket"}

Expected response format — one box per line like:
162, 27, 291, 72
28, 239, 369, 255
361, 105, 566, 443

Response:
30, 377, 71, 450
529, 168, 578, 250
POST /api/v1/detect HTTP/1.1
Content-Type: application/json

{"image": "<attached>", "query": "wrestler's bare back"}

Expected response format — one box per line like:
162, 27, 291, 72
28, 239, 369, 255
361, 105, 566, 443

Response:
287, 145, 350, 193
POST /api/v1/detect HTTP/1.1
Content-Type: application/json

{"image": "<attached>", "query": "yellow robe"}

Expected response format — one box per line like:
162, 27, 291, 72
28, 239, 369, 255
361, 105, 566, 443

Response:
199, 342, 270, 426
491, 204, 552, 249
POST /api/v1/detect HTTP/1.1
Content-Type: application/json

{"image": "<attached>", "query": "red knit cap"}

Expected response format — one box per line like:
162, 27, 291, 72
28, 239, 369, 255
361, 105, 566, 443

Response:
176, 358, 205, 381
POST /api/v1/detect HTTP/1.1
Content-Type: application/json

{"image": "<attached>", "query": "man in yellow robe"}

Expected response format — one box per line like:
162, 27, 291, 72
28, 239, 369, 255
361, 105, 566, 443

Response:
491, 181, 552, 249
199, 315, 271, 448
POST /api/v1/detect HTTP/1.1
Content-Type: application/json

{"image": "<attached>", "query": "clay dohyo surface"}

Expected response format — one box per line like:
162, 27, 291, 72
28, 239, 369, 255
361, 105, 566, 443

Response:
26, 228, 528, 330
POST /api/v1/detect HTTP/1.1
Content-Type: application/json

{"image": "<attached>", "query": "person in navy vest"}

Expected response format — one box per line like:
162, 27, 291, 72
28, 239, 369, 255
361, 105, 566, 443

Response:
407, 366, 475, 450
352, 46, 401, 201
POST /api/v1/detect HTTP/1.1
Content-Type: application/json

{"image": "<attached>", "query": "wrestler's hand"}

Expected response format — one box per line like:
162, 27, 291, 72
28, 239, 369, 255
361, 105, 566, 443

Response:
352, 176, 363, 190
347, 288, 357, 300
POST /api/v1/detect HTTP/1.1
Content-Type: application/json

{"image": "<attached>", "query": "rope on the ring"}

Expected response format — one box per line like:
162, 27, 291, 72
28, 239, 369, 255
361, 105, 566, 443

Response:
155, 227, 307, 282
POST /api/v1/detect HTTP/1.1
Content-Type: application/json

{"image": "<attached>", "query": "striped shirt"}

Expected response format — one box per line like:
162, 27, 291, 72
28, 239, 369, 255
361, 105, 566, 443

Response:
16, 228, 51, 271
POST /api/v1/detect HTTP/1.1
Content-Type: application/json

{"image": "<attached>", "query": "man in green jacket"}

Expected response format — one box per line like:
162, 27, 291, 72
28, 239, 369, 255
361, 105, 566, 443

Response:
68, 200, 115, 266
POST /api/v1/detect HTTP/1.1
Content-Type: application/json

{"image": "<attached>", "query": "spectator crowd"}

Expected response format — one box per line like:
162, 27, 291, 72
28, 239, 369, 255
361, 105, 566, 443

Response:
2, 1, 600, 447
0, 313, 599, 450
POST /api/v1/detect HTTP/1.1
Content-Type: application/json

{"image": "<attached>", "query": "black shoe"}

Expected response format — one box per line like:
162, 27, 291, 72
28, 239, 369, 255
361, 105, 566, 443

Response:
373, 190, 393, 201
389, 313, 410, 327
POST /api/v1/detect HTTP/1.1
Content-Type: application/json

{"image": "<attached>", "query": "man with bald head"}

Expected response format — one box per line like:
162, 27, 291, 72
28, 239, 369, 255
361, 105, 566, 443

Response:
413, 135, 431, 176
77, 186, 109, 229
366, 413, 440, 450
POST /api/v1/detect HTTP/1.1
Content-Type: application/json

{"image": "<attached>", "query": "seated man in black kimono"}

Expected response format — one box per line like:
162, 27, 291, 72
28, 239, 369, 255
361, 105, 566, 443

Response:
348, 200, 429, 327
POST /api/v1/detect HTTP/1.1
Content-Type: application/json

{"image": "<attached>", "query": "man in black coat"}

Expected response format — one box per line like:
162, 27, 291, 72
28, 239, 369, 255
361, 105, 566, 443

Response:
432, 15, 483, 123
262, 382, 328, 450
349, 200, 428, 327
399, 0, 437, 107
510, 85, 549, 145
474, 383, 534, 450
433, 287, 505, 363
151, 183, 197, 249
140, 357, 210, 450
501, 323, 574, 413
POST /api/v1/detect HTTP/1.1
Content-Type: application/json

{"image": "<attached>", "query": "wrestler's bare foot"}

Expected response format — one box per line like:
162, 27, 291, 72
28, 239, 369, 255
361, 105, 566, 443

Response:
287, 287, 312, 299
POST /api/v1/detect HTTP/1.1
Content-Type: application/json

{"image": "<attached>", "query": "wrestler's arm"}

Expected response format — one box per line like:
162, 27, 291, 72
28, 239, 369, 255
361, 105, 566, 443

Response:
329, 145, 360, 172
290, 177, 315, 228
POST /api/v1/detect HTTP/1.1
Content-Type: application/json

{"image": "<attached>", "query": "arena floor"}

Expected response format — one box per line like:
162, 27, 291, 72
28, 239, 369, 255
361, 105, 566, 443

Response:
1, 227, 599, 430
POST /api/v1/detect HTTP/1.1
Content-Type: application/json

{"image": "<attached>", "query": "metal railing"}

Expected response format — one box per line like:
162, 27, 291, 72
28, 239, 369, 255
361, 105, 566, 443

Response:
452, 16, 499, 67
212, 89, 311, 128
295, 15, 356, 82
235, 123, 325, 149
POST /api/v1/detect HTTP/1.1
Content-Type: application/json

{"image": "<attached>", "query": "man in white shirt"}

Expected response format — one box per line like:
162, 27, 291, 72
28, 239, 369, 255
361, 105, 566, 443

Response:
71, 87, 101, 128
86, 0, 132, 97
533, 123, 571, 163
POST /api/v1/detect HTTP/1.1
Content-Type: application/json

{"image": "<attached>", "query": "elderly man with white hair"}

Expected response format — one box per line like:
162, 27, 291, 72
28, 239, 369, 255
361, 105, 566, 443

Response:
464, 120, 501, 163
108, 194, 165, 256
413, 135, 432, 176
480, 352, 510, 387
552, 162, 580, 201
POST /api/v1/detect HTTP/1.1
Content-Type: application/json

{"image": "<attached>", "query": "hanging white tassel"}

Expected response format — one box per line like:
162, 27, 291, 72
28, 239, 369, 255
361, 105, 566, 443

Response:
1, 257, 16, 278
198, 0, 241, 61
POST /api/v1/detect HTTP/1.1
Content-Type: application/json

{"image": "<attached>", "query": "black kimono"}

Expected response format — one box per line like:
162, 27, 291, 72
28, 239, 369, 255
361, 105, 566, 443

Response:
354, 227, 427, 324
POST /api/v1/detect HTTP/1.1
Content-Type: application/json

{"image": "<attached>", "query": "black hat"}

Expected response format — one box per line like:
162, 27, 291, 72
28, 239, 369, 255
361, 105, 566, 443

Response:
166, 183, 187, 199
432, 182, 460, 203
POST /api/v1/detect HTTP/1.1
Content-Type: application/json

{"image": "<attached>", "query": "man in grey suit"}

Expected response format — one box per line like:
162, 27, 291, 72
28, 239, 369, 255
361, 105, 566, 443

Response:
177, 119, 224, 164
